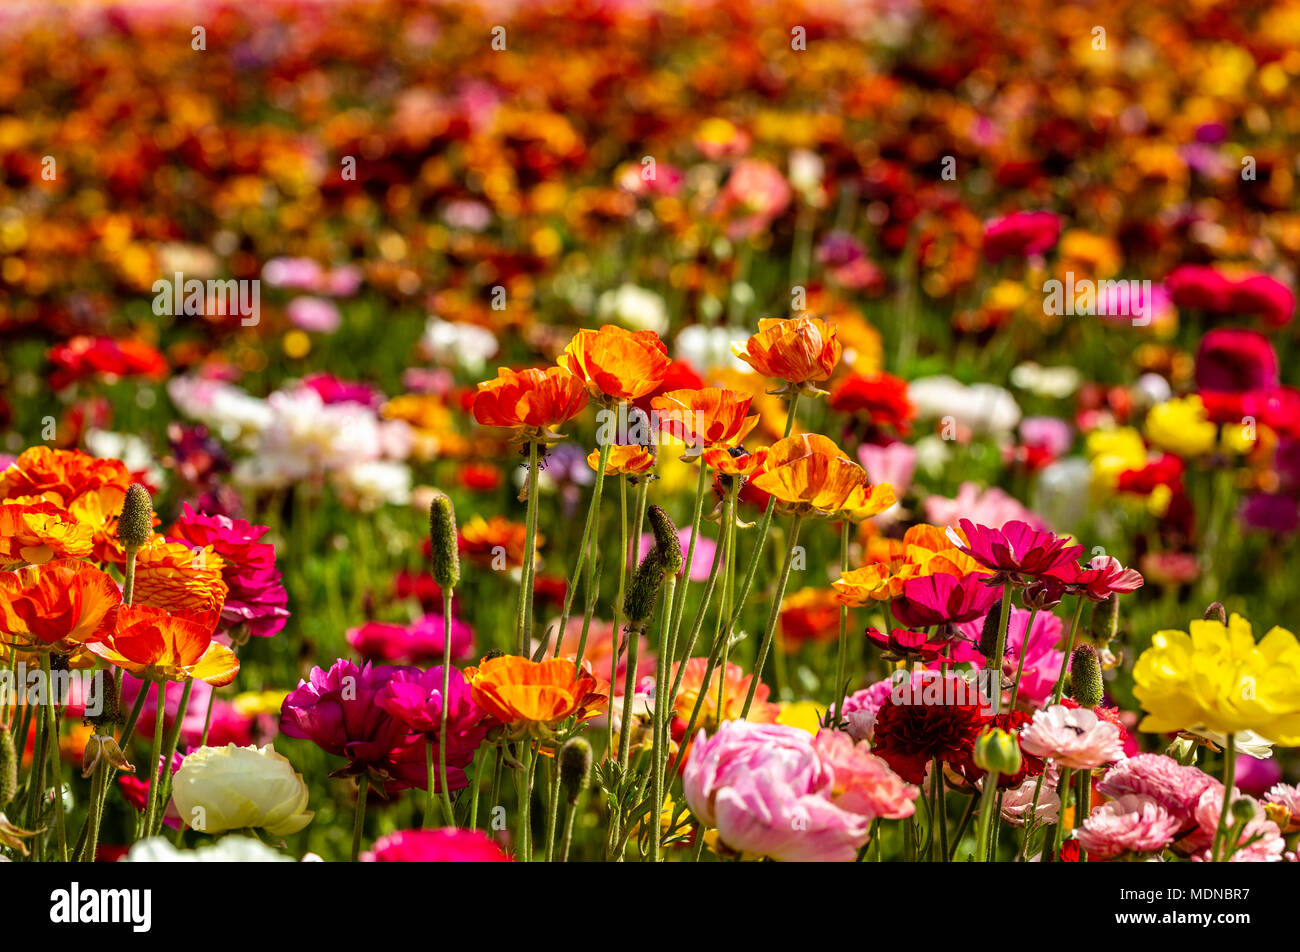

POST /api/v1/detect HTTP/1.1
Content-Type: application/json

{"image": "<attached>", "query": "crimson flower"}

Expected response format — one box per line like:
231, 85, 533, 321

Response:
871, 672, 988, 785
1048, 555, 1144, 601
865, 626, 982, 665
890, 573, 1002, 628
947, 519, 1084, 585
955, 710, 1044, 789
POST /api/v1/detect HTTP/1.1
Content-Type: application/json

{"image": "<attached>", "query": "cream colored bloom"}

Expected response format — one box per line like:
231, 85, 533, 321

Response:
172, 744, 314, 837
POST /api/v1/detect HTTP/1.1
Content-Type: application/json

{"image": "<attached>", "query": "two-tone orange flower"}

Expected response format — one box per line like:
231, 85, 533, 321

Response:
703, 445, 770, 477
0, 559, 120, 655
732, 317, 842, 392
87, 604, 239, 685
650, 387, 759, 457
749, 434, 895, 519
832, 524, 988, 605
133, 537, 229, 614
472, 365, 589, 442
464, 655, 606, 732
557, 325, 670, 403
0, 500, 94, 567
591, 444, 656, 476
458, 515, 538, 568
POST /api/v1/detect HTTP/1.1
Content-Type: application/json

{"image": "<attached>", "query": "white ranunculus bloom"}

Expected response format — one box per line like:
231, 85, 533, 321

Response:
171, 744, 314, 837
420, 317, 499, 374
334, 460, 412, 510
122, 836, 296, 862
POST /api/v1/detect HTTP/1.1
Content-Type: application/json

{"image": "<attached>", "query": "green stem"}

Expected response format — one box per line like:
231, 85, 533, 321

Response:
1211, 734, 1237, 862
516, 441, 541, 654
40, 653, 68, 861
468, 749, 488, 829
149, 678, 193, 837
351, 775, 369, 861
1006, 608, 1039, 709
988, 586, 1013, 715
438, 589, 454, 822
973, 771, 1001, 862
740, 514, 804, 719
832, 519, 850, 724
650, 575, 677, 862
553, 430, 613, 663
424, 739, 439, 828
141, 687, 166, 837
1049, 598, 1086, 705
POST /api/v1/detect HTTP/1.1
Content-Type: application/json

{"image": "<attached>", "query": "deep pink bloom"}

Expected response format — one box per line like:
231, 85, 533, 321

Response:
890, 572, 1002, 627
347, 613, 474, 664
1167, 265, 1294, 327
982, 211, 1061, 263
361, 828, 512, 862
1195, 328, 1278, 393
1048, 555, 1144, 601
948, 519, 1084, 585
1230, 273, 1294, 328
171, 504, 289, 639
866, 626, 982, 665
375, 665, 490, 779
959, 606, 1065, 708
1165, 264, 1236, 313
1075, 794, 1182, 859
118, 752, 184, 830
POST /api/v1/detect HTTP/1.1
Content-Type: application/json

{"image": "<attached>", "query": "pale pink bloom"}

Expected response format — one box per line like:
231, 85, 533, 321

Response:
1096, 754, 1216, 823
958, 607, 1064, 707
1019, 705, 1125, 769
286, 296, 341, 334
715, 159, 792, 240
682, 721, 870, 862
1076, 794, 1182, 859
838, 677, 903, 743
923, 482, 1047, 531
858, 442, 915, 520
1187, 787, 1285, 862
812, 730, 919, 820
1000, 769, 1061, 827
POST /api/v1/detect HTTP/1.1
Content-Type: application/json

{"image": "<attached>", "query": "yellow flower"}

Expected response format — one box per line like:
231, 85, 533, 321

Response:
171, 744, 314, 836
1144, 396, 1217, 458
775, 700, 823, 734
1133, 614, 1300, 745
1085, 426, 1147, 494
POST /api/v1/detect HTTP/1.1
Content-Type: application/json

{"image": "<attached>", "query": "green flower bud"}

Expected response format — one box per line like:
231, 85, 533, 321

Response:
115, 483, 153, 551
1089, 592, 1118, 644
1069, 643, 1104, 709
559, 737, 592, 804
979, 608, 1002, 659
623, 549, 665, 628
0, 724, 16, 809
646, 505, 683, 575
1203, 602, 1228, 625
428, 493, 461, 590
973, 728, 1022, 777
1231, 798, 1256, 824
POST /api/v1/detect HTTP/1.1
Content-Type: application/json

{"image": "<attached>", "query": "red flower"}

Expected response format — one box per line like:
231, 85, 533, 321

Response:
871, 672, 988, 785
982, 211, 1061, 263
865, 626, 982, 665
1117, 453, 1184, 494
955, 710, 1044, 789
829, 372, 914, 438
1195, 328, 1278, 394
47, 336, 167, 391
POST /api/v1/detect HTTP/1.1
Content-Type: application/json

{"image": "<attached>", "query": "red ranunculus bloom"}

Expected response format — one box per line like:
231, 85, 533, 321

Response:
871, 672, 989, 785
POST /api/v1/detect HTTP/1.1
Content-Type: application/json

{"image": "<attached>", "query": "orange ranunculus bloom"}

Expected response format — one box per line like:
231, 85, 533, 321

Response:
132, 538, 229, 614
833, 524, 988, 604
557, 325, 670, 402
650, 387, 760, 456
703, 445, 769, 477
749, 434, 895, 518
779, 587, 843, 644
0, 500, 95, 567
0, 559, 121, 654
731, 317, 842, 390
591, 444, 656, 476
458, 515, 538, 568
87, 604, 239, 685
671, 658, 778, 728
472, 365, 589, 440
464, 655, 606, 727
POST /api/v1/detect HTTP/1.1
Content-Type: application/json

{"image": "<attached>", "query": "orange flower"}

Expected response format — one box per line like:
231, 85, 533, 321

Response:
650, 388, 759, 455
671, 658, 778, 727
731, 317, 842, 390
464, 655, 606, 728
779, 587, 842, 643
0, 559, 120, 653
87, 604, 239, 685
458, 515, 538, 568
0, 500, 94, 567
557, 325, 670, 402
472, 365, 589, 441
133, 537, 229, 614
749, 434, 895, 518
703, 445, 769, 477
591, 444, 656, 476
833, 524, 988, 605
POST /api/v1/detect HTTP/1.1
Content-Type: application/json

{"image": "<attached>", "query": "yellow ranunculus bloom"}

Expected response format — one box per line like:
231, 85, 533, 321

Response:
172, 744, 315, 836
775, 700, 824, 735
1133, 614, 1300, 745
1085, 426, 1147, 494
1144, 395, 1217, 458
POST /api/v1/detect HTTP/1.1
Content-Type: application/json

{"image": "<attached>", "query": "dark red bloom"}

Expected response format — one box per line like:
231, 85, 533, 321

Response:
871, 672, 989, 785
1117, 453, 1184, 494
1195, 328, 1278, 394
956, 710, 1044, 789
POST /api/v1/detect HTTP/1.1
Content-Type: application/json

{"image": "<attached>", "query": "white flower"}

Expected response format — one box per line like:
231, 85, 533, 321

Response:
334, 460, 412, 510
1009, 362, 1081, 399
598, 284, 669, 335
172, 744, 313, 837
674, 324, 750, 372
122, 836, 296, 862
167, 376, 274, 448
909, 376, 1021, 436
420, 317, 499, 374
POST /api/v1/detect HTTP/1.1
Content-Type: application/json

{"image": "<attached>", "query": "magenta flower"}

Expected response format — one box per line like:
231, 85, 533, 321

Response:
866, 626, 982, 665
375, 665, 490, 776
172, 504, 290, 639
1075, 794, 1183, 859
1048, 555, 1143, 601
347, 613, 474, 664
982, 210, 1061, 263
947, 519, 1084, 585
682, 721, 871, 862
890, 572, 1002, 628
361, 828, 511, 862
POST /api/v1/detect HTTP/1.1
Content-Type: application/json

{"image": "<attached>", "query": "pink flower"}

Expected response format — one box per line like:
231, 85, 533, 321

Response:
890, 572, 1003, 627
958, 606, 1064, 708
1096, 754, 1216, 823
1075, 794, 1182, 859
1265, 783, 1300, 816
1018, 417, 1073, 458
1019, 704, 1125, 768
682, 721, 870, 861
947, 519, 1084, 585
838, 679, 896, 742
374, 666, 489, 791
346, 613, 474, 664
857, 441, 915, 499
1048, 555, 1144, 601
715, 159, 792, 240
924, 483, 1047, 531
983, 211, 1061, 263
1001, 769, 1060, 827
287, 296, 342, 334
1187, 787, 1285, 862
361, 828, 511, 862
812, 730, 919, 820
1196, 328, 1279, 393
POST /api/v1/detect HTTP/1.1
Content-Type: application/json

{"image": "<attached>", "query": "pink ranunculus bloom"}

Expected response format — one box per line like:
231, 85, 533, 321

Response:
1095, 754, 1216, 826
1075, 794, 1183, 859
890, 572, 1003, 628
374, 666, 489, 790
1018, 416, 1073, 458
1000, 768, 1060, 827
1187, 787, 1285, 862
1195, 327, 1279, 394
171, 504, 290, 639
1264, 783, 1300, 832
857, 441, 916, 499
715, 159, 792, 240
347, 613, 474, 664
948, 518, 1084, 584
682, 721, 870, 862
923, 483, 1047, 531
361, 828, 511, 862
982, 210, 1061, 263
958, 606, 1064, 708
1048, 554, 1144, 601
1230, 273, 1294, 328
287, 296, 342, 334
1019, 704, 1125, 769
812, 730, 919, 820
1234, 753, 1282, 797
838, 679, 896, 743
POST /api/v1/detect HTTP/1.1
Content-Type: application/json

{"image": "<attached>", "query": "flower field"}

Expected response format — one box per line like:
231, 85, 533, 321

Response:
2, 0, 1300, 868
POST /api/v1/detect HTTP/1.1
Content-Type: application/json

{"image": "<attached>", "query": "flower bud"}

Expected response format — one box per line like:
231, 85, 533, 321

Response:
1069, 643, 1104, 709
623, 549, 665, 628
1230, 798, 1256, 824
646, 505, 683, 575
1203, 601, 1228, 625
559, 737, 592, 805
0, 724, 16, 809
88, 670, 120, 729
978, 608, 1002, 659
428, 493, 461, 590
1089, 592, 1118, 644
973, 728, 1022, 777
116, 483, 153, 551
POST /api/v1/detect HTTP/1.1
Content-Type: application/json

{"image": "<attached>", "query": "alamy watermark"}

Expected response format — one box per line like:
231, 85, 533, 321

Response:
0, 663, 104, 715
152, 272, 260, 326
1043, 272, 1152, 327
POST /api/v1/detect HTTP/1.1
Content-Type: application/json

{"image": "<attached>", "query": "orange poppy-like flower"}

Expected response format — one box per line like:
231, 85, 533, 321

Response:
703, 445, 770, 477
833, 524, 988, 604
458, 515, 538, 568
557, 325, 670, 402
464, 655, 606, 729
472, 365, 589, 441
0, 559, 120, 654
650, 388, 760, 456
749, 434, 895, 519
731, 317, 842, 390
779, 587, 843, 644
671, 658, 778, 728
0, 500, 95, 567
591, 444, 656, 476
87, 604, 239, 685
132, 537, 229, 614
